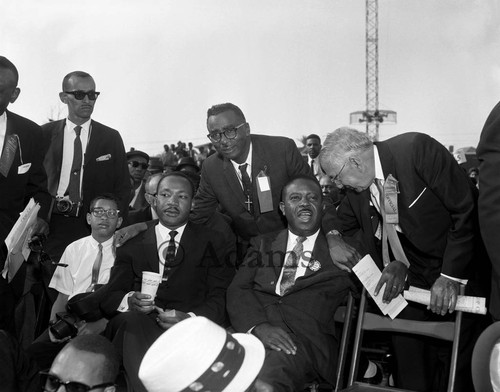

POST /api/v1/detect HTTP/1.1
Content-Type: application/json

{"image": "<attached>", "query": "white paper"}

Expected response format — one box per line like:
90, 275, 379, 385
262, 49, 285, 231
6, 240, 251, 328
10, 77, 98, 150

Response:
257, 176, 270, 192
352, 254, 407, 319
403, 286, 487, 315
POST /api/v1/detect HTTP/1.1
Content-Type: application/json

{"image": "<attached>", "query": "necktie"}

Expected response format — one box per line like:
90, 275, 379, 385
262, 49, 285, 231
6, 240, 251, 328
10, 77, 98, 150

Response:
86, 243, 103, 292
310, 159, 316, 176
162, 230, 178, 281
280, 236, 306, 295
66, 126, 83, 202
239, 164, 254, 214
0, 134, 18, 178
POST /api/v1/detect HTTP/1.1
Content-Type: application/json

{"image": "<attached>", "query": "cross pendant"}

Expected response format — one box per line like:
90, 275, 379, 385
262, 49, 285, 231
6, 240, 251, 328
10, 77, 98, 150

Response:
245, 195, 253, 212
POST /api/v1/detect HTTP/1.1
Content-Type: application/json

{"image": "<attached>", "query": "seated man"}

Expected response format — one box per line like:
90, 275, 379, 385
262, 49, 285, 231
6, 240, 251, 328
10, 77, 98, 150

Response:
101, 172, 236, 392
128, 173, 163, 224
28, 194, 123, 369
41, 334, 119, 392
227, 175, 355, 391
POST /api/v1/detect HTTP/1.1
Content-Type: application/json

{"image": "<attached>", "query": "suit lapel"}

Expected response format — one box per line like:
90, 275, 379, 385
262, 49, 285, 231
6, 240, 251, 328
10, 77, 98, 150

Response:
269, 229, 288, 279
142, 225, 160, 273
45, 120, 65, 195
222, 157, 248, 211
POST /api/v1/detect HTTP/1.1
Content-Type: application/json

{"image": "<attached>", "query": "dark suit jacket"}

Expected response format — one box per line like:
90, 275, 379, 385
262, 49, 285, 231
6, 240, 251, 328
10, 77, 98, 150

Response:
227, 229, 355, 384
101, 221, 236, 325
336, 132, 481, 289
127, 205, 153, 225
192, 135, 311, 240
0, 110, 51, 243
41, 119, 131, 219
477, 101, 500, 319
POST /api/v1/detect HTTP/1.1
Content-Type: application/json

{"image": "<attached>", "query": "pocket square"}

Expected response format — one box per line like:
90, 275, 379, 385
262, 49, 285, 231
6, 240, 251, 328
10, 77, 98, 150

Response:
18, 163, 31, 174
96, 154, 111, 162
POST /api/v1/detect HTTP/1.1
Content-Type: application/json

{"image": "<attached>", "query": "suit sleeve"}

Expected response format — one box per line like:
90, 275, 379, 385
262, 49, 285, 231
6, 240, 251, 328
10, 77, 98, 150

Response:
477, 102, 500, 282
227, 237, 270, 332
191, 160, 219, 225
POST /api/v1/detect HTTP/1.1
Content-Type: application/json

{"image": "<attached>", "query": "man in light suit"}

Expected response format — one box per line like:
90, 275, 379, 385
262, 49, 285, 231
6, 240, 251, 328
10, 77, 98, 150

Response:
191, 103, 311, 247
319, 127, 489, 391
100, 172, 236, 392
477, 100, 500, 321
0, 56, 52, 333
42, 71, 130, 262
227, 175, 354, 391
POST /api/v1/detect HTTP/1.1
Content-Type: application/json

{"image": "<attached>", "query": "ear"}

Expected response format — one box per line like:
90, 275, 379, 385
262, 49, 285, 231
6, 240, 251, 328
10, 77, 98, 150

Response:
86, 213, 92, 225
104, 385, 116, 392
279, 201, 285, 216
116, 217, 123, 229
244, 122, 251, 136
349, 156, 362, 170
9, 87, 20, 104
59, 92, 68, 104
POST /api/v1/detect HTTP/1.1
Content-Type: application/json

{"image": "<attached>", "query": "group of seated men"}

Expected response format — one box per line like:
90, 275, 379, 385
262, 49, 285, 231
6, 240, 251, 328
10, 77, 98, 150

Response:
0, 54, 494, 392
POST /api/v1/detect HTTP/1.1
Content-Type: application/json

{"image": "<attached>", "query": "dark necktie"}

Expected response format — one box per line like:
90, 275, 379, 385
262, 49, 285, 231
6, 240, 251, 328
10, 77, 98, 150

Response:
280, 236, 306, 295
239, 164, 254, 214
162, 230, 178, 281
86, 243, 103, 292
0, 134, 18, 177
310, 159, 316, 176
66, 125, 83, 202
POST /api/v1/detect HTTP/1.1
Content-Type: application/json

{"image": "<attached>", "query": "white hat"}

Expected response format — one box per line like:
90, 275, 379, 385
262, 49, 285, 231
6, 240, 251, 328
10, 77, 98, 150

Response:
139, 316, 265, 392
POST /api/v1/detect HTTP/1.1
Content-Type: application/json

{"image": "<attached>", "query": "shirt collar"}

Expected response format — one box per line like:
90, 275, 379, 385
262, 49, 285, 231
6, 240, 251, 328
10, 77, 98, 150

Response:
90, 234, 115, 249
373, 145, 384, 182
287, 228, 320, 247
157, 221, 187, 241
230, 141, 253, 171
66, 118, 91, 133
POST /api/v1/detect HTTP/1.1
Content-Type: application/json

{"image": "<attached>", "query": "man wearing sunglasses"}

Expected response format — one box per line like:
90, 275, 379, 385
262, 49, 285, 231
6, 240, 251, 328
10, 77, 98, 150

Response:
41, 71, 130, 264
41, 334, 119, 392
126, 150, 150, 211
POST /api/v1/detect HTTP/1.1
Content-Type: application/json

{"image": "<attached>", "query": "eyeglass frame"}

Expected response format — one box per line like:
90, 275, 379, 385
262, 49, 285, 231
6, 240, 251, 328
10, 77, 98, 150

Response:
331, 161, 347, 187
206, 122, 247, 143
64, 90, 101, 100
90, 208, 120, 219
39, 370, 115, 392
128, 160, 149, 170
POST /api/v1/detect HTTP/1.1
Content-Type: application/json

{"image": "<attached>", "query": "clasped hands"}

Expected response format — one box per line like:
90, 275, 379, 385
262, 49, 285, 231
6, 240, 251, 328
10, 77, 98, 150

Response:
127, 292, 189, 329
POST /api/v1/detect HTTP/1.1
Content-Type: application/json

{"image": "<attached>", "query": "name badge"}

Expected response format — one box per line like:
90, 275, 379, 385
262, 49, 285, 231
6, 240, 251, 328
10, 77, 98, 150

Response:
256, 167, 273, 213
383, 174, 399, 224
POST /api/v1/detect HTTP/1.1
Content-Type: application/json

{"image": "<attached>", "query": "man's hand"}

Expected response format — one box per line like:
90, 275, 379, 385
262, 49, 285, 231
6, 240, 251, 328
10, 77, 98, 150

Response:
155, 308, 189, 330
374, 260, 408, 303
252, 323, 297, 355
32, 217, 50, 237
115, 222, 148, 247
326, 234, 362, 272
429, 276, 460, 315
77, 318, 109, 335
127, 292, 155, 314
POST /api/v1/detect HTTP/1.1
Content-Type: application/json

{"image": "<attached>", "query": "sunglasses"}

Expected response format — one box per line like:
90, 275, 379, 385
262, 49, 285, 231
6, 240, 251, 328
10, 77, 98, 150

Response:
128, 161, 149, 170
64, 90, 100, 100
207, 122, 246, 143
90, 208, 120, 218
40, 371, 115, 392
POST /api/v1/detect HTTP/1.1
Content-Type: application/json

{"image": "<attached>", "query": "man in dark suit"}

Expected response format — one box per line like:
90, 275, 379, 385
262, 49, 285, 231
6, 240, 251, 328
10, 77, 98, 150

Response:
42, 71, 130, 262
0, 56, 52, 333
304, 133, 325, 180
127, 173, 162, 225
101, 172, 236, 392
477, 100, 500, 321
319, 127, 488, 391
127, 149, 149, 211
191, 103, 311, 246
227, 175, 354, 391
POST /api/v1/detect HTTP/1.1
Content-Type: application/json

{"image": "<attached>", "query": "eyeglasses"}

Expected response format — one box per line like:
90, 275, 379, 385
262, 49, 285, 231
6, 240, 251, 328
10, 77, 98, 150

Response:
128, 161, 149, 170
64, 90, 100, 100
90, 208, 120, 218
331, 162, 347, 187
207, 122, 246, 143
40, 371, 115, 392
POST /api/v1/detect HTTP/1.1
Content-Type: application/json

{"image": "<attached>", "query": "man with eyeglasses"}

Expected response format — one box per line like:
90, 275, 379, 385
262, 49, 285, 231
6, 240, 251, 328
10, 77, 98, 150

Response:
28, 195, 123, 371
41, 334, 119, 392
319, 127, 489, 391
41, 71, 130, 263
126, 150, 150, 211
128, 173, 163, 225
191, 102, 311, 256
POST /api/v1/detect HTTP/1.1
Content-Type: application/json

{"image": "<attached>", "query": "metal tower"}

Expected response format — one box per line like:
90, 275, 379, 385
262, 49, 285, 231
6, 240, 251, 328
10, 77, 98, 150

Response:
350, 0, 396, 141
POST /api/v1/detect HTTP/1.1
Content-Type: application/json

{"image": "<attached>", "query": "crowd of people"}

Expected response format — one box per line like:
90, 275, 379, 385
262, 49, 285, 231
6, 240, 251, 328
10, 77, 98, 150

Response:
1, 53, 500, 392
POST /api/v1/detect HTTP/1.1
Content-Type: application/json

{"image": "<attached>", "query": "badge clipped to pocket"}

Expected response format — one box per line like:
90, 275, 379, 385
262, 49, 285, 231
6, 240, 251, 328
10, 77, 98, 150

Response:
256, 167, 273, 213
383, 174, 400, 224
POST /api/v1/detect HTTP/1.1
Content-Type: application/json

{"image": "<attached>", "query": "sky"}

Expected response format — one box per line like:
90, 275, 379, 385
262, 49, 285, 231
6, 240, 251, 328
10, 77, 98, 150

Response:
2, 0, 500, 156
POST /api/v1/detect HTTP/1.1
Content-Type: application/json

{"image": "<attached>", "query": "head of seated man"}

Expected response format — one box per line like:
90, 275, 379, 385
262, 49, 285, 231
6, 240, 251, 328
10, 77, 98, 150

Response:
279, 175, 323, 237
153, 172, 195, 230
41, 334, 119, 392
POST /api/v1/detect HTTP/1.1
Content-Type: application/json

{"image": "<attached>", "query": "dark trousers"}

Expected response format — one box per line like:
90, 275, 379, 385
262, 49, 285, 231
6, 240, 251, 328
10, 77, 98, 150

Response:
104, 312, 164, 392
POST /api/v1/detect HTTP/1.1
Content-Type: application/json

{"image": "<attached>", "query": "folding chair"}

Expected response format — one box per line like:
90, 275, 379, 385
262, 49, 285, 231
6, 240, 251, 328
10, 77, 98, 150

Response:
339, 286, 464, 392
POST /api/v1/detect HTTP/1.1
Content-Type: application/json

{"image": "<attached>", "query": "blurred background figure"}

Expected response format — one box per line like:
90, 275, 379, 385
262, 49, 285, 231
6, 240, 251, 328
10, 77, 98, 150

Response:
160, 144, 177, 172
304, 133, 325, 180
127, 150, 150, 211
468, 166, 479, 189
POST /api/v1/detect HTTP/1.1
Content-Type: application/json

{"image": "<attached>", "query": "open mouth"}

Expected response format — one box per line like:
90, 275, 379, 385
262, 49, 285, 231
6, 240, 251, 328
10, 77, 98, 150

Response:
297, 208, 313, 220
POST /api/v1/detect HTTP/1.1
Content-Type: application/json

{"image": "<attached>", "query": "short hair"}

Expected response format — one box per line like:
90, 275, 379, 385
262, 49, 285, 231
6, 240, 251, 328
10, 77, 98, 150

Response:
206, 103, 246, 127
157, 171, 195, 197
306, 134, 321, 143
0, 56, 19, 86
62, 71, 93, 91
63, 334, 119, 383
320, 127, 373, 170
89, 193, 120, 215
281, 174, 322, 202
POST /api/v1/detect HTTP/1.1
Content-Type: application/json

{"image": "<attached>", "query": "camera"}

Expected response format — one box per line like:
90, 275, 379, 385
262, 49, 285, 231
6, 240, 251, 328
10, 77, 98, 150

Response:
54, 196, 82, 217
49, 312, 79, 340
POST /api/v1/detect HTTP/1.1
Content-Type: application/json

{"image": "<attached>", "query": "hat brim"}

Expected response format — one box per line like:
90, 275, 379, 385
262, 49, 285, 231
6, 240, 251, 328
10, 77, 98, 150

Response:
223, 333, 265, 392
472, 322, 500, 392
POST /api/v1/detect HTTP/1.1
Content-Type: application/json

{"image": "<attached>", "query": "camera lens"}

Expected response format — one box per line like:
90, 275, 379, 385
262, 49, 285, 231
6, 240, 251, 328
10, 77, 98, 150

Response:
56, 199, 72, 213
